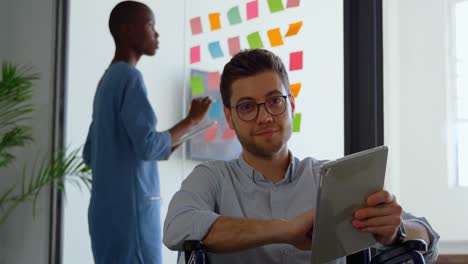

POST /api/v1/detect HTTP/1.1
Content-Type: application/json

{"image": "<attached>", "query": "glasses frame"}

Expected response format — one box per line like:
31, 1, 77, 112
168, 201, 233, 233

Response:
231, 94, 291, 121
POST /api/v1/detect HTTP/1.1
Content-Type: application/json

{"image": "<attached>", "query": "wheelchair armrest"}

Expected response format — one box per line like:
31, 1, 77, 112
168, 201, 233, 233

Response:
371, 239, 428, 264
182, 240, 210, 264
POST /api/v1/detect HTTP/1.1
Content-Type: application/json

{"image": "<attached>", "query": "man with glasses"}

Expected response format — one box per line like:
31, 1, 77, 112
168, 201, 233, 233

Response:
163, 49, 439, 263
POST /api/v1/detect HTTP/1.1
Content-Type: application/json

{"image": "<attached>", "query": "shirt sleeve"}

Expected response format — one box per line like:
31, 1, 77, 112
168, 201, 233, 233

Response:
120, 71, 171, 161
163, 164, 221, 251
373, 211, 440, 262
83, 122, 93, 168
402, 211, 440, 262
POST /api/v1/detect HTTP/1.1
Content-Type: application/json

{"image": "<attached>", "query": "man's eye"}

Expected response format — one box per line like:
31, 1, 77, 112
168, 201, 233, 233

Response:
238, 102, 256, 112
270, 97, 282, 105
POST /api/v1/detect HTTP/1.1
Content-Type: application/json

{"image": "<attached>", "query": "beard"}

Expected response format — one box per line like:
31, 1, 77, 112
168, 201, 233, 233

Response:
234, 125, 292, 159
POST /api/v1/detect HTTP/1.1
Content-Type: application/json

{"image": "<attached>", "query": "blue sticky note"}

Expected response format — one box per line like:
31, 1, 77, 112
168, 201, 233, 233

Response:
209, 100, 223, 119
208, 41, 224, 59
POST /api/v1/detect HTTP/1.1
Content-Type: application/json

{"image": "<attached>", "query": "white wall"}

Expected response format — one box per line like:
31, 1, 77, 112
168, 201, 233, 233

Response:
64, 0, 343, 263
384, 0, 468, 254
0, 0, 56, 263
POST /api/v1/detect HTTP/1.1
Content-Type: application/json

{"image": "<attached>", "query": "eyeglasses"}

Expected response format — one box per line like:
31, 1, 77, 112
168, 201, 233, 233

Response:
232, 95, 289, 121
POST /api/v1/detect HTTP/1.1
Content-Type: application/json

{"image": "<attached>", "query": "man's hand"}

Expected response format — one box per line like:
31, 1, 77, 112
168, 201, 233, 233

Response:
352, 190, 402, 245
187, 97, 212, 125
284, 209, 315, 250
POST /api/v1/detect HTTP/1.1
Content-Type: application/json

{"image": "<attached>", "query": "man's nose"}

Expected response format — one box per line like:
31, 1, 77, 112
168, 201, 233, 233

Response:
256, 104, 273, 123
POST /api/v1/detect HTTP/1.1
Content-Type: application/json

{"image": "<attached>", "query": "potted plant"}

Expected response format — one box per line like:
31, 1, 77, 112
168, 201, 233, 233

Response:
0, 62, 90, 225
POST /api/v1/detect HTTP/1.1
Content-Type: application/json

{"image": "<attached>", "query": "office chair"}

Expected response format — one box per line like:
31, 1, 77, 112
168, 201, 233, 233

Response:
178, 239, 428, 264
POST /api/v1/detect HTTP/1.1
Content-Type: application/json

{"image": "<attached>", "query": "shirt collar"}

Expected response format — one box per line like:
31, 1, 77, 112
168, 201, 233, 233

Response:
237, 151, 297, 185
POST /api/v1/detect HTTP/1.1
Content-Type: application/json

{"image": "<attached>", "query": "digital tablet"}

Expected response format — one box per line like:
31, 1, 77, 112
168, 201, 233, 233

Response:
310, 145, 388, 264
171, 120, 217, 147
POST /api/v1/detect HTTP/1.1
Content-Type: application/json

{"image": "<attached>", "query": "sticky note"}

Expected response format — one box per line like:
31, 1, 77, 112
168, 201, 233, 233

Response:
228, 36, 241, 56
247, 32, 264, 49
246, 0, 259, 20
267, 0, 284, 13
289, 51, 303, 71
204, 124, 219, 142
285, 21, 303, 37
290, 83, 302, 98
221, 126, 236, 140
293, 113, 301, 132
208, 41, 224, 59
190, 76, 205, 96
190, 17, 203, 35
287, 0, 301, 8
208, 71, 221, 90
209, 13, 221, 31
267, 28, 284, 47
227, 6, 242, 25
190, 46, 200, 64
208, 100, 223, 119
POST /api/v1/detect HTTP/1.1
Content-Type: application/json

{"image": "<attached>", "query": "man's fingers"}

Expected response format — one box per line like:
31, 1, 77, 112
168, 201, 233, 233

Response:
354, 202, 402, 220
359, 225, 397, 239
352, 215, 401, 229
366, 191, 396, 206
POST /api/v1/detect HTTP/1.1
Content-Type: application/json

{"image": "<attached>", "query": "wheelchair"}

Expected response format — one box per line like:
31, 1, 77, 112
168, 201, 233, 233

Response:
178, 239, 428, 264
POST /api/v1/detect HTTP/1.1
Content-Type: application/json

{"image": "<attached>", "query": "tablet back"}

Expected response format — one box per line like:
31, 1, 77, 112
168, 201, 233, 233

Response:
310, 145, 388, 264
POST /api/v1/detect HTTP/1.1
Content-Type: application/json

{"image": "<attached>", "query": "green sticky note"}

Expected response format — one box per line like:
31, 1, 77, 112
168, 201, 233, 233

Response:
227, 6, 242, 25
247, 32, 264, 49
190, 76, 205, 96
293, 113, 301, 132
267, 0, 285, 13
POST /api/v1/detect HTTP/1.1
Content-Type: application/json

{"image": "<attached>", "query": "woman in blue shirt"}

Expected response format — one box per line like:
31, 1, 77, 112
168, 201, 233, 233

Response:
83, 2, 211, 263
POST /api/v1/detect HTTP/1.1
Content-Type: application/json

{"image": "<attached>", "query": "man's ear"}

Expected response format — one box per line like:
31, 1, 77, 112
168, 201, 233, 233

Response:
289, 94, 296, 115
224, 106, 234, 129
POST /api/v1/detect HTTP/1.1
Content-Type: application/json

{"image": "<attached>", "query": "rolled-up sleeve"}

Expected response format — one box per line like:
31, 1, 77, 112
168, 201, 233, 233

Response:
120, 72, 171, 161
402, 211, 440, 262
374, 211, 440, 262
163, 164, 221, 250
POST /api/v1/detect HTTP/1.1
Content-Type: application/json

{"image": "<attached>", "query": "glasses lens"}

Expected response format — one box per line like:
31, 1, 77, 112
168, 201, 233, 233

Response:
237, 102, 258, 121
266, 96, 286, 115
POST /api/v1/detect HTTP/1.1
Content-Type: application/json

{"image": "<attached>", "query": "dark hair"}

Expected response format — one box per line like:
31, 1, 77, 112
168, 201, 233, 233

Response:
109, 1, 149, 43
220, 49, 290, 108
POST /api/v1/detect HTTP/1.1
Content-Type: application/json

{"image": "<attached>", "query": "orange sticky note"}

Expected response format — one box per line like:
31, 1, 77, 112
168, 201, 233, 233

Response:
290, 83, 302, 98
285, 21, 303, 37
267, 28, 284, 47
204, 124, 219, 142
209, 13, 221, 31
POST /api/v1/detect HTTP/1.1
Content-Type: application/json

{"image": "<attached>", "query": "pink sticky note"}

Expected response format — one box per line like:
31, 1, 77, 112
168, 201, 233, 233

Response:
289, 51, 303, 71
228, 36, 241, 56
221, 126, 236, 140
208, 72, 221, 90
246, 0, 259, 20
190, 17, 203, 35
204, 124, 219, 142
190, 46, 201, 64
287, 0, 301, 8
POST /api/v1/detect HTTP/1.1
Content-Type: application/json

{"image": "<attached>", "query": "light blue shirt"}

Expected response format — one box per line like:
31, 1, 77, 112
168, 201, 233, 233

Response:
163, 155, 440, 264
84, 62, 171, 264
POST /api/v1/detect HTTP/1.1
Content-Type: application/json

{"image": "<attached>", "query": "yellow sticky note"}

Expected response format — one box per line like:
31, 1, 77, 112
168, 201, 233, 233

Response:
267, 28, 284, 47
285, 21, 303, 37
209, 13, 221, 31
290, 83, 302, 98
